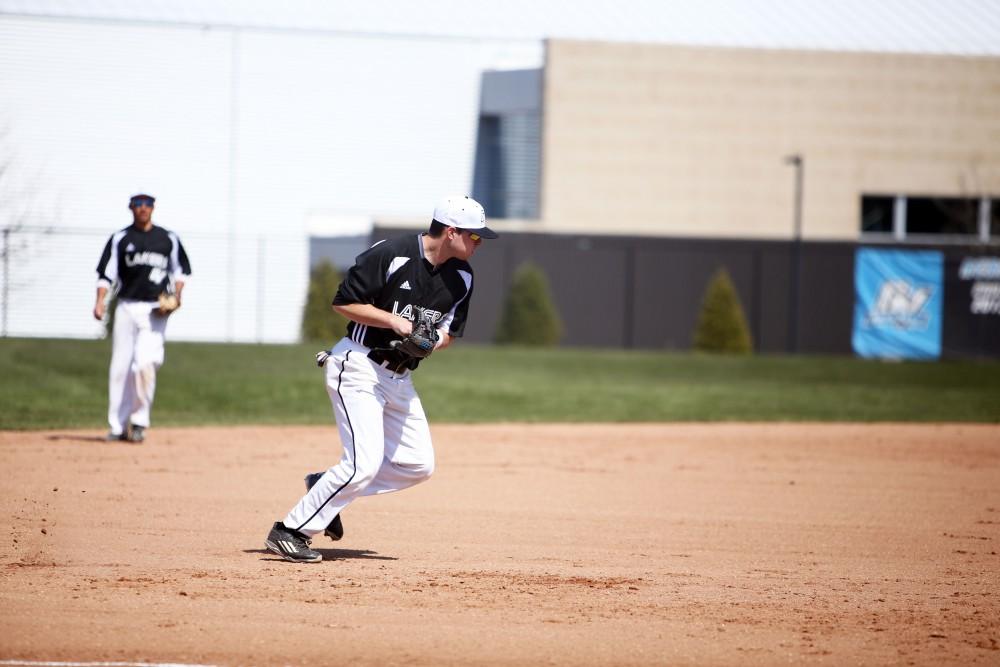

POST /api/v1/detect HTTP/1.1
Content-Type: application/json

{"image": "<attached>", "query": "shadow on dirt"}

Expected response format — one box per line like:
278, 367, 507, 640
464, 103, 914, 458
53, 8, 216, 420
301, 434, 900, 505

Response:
45, 434, 120, 443
245, 548, 397, 562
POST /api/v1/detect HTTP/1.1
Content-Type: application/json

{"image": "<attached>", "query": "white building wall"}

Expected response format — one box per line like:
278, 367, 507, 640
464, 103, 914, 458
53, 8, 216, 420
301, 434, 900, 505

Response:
0, 15, 542, 341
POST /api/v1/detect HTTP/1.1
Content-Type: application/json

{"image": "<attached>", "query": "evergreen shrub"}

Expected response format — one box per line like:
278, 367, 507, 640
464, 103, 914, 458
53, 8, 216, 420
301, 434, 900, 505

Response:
495, 262, 563, 346
692, 267, 753, 354
301, 260, 350, 343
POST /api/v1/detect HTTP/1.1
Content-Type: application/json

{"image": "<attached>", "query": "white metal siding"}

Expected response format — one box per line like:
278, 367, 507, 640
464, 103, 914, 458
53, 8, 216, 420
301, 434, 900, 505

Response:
0, 15, 541, 341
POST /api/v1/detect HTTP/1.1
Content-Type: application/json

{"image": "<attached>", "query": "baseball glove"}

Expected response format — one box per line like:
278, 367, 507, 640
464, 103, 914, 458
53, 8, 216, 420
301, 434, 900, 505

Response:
157, 292, 180, 315
390, 306, 439, 359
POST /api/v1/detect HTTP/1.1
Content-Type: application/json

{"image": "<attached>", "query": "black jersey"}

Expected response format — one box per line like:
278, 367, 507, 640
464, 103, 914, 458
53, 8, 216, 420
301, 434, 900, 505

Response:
334, 234, 474, 366
96, 225, 192, 301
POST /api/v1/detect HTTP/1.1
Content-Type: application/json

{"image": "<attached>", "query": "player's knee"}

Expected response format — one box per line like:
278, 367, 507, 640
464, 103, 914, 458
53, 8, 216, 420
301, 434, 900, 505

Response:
403, 458, 435, 483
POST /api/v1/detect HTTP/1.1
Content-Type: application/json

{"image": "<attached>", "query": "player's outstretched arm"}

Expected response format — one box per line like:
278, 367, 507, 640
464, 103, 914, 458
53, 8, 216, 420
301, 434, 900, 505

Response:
174, 280, 185, 307
94, 286, 109, 320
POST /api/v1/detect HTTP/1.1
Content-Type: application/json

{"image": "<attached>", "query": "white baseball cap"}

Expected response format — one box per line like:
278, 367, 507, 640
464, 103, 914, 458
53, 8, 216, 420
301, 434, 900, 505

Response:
432, 195, 498, 239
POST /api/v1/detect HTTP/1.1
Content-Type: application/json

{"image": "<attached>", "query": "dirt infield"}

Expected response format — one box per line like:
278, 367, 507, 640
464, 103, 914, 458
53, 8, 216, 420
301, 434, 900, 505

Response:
1, 423, 998, 666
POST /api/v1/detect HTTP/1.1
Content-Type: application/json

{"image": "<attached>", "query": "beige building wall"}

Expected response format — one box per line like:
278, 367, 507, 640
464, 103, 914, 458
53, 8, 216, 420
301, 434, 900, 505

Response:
540, 40, 1000, 239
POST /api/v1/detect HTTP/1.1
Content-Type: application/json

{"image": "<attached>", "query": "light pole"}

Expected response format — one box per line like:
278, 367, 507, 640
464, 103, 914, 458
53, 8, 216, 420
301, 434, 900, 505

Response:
784, 154, 803, 353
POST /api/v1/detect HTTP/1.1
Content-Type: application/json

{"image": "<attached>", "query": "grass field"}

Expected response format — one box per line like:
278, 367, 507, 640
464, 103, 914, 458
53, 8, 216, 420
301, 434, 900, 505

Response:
1, 337, 998, 429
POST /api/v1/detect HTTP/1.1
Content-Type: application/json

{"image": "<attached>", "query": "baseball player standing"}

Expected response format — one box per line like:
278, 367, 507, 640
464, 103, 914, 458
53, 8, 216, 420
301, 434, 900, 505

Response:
265, 195, 497, 562
93, 192, 192, 443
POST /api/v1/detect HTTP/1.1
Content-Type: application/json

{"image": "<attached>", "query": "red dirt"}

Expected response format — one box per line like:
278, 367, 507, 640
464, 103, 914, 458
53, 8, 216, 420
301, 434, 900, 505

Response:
1, 423, 998, 666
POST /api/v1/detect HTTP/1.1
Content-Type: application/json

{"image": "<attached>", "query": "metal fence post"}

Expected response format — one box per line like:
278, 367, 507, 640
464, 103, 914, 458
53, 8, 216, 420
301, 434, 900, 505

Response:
623, 244, 635, 349
784, 154, 804, 354
257, 234, 265, 343
2, 227, 9, 337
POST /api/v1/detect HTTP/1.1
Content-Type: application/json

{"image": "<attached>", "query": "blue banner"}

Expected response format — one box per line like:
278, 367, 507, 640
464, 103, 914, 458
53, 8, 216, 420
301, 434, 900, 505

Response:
852, 248, 943, 359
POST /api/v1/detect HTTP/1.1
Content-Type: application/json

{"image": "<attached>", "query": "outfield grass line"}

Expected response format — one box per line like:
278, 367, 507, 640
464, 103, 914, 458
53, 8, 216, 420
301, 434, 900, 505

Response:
2, 338, 998, 427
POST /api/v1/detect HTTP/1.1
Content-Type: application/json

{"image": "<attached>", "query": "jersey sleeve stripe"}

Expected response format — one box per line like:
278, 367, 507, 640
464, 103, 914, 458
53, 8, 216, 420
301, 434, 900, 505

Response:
96, 229, 127, 288
385, 257, 410, 282
168, 231, 192, 281
439, 269, 473, 333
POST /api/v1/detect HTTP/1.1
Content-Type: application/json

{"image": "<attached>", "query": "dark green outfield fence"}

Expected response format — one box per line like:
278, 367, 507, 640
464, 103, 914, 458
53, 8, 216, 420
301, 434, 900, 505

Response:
369, 228, 1000, 359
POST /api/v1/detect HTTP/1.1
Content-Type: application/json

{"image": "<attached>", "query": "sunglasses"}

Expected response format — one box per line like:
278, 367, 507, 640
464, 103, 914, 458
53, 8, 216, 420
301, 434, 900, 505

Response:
130, 198, 155, 208
447, 226, 482, 242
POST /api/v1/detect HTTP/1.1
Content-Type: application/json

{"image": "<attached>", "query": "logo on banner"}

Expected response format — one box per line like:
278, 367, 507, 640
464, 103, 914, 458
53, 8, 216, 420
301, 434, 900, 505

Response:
852, 248, 943, 360
866, 279, 935, 330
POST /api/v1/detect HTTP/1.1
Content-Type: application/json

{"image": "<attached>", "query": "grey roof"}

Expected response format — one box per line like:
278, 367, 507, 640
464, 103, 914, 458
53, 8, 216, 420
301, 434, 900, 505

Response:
2, 0, 1000, 56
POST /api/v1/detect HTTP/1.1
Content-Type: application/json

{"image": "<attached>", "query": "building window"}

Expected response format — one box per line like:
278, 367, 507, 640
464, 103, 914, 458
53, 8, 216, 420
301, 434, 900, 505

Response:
471, 69, 542, 220
472, 111, 541, 220
473, 115, 506, 217
861, 194, 994, 242
906, 197, 979, 236
861, 196, 894, 233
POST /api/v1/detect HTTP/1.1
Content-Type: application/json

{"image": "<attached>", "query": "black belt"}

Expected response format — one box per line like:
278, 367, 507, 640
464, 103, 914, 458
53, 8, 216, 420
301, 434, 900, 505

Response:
368, 349, 414, 373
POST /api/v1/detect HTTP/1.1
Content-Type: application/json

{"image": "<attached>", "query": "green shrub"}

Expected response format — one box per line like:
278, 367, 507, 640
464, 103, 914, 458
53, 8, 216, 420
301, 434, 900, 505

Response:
692, 267, 753, 354
495, 262, 563, 346
301, 260, 350, 343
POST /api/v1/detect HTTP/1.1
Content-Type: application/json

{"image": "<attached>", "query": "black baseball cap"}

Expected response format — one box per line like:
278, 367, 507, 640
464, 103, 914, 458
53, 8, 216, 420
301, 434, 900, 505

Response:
129, 192, 156, 204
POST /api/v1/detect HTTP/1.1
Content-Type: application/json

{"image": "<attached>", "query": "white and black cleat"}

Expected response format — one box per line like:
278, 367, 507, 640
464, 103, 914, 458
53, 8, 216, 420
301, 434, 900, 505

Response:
265, 521, 322, 563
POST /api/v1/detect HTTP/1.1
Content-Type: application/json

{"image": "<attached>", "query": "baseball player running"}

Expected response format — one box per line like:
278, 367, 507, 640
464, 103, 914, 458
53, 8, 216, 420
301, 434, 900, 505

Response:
265, 195, 497, 563
94, 192, 191, 443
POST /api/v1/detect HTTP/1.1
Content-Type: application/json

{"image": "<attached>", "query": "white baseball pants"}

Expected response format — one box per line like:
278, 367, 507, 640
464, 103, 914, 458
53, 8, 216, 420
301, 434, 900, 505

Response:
284, 337, 435, 536
107, 299, 168, 435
